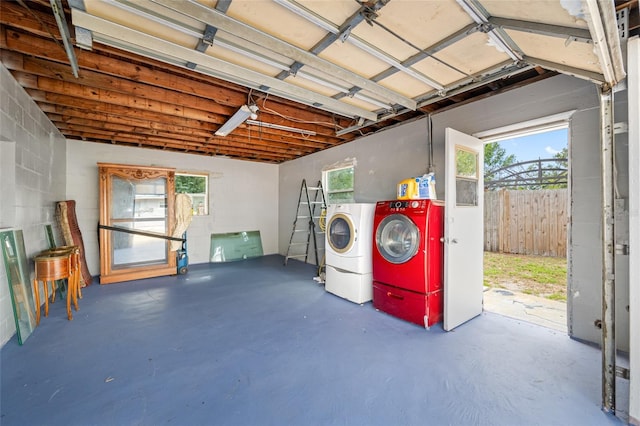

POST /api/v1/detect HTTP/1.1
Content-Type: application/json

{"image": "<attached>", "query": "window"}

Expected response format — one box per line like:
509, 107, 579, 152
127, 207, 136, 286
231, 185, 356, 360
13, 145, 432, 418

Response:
323, 165, 355, 204
175, 172, 209, 215
455, 146, 479, 206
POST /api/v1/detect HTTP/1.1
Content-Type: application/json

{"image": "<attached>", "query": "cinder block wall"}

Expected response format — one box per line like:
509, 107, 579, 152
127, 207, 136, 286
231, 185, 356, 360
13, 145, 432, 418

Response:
0, 64, 67, 347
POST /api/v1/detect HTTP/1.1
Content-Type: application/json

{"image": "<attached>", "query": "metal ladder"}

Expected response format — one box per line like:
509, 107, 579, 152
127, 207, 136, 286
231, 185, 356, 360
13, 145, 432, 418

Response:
285, 179, 327, 266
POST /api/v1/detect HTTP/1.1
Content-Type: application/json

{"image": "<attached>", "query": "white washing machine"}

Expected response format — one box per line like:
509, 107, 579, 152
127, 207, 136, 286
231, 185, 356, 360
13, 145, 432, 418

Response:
324, 203, 376, 303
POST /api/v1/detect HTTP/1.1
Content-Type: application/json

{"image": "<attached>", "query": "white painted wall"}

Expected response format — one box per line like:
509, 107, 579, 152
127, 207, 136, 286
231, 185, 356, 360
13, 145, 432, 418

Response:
431, 78, 629, 353
279, 118, 431, 257
65, 140, 279, 276
431, 78, 631, 352
0, 64, 67, 347
280, 74, 633, 353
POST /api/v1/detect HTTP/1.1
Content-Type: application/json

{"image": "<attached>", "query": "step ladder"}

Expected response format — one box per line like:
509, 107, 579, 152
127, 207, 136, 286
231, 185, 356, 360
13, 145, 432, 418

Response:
285, 179, 327, 266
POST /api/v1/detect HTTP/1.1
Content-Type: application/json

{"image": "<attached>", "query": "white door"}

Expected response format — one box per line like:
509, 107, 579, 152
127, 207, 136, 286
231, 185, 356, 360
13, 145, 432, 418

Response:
444, 128, 484, 331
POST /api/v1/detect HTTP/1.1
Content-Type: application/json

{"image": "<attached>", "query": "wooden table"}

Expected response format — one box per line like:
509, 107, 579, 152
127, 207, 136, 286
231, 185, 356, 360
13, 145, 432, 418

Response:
33, 246, 80, 324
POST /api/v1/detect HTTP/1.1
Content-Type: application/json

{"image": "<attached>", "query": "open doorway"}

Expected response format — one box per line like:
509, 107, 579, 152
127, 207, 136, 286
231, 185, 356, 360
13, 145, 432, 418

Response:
476, 119, 570, 332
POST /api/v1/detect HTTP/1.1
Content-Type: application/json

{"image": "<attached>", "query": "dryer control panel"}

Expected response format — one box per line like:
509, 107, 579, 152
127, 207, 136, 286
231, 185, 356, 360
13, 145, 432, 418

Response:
382, 200, 426, 212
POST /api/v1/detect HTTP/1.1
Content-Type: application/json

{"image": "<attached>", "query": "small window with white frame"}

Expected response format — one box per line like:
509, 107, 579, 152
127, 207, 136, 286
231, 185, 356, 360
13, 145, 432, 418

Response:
175, 172, 209, 215
322, 162, 355, 204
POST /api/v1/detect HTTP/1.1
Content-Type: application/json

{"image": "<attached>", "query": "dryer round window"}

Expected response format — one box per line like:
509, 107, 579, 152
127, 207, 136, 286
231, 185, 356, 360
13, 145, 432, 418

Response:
327, 213, 355, 254
375, 214, 420, 264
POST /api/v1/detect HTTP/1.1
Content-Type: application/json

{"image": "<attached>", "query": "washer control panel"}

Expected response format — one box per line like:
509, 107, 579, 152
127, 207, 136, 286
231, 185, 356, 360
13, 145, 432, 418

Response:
387, 200, 424, 210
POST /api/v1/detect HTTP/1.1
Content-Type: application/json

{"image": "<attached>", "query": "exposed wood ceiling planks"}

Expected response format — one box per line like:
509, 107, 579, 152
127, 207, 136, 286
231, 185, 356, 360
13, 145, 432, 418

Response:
1, 0, 352, 162
1, 0, 636, 163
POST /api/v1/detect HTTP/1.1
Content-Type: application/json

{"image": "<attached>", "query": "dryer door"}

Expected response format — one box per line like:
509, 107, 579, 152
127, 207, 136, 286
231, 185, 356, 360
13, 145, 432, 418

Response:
375, 214, 420, 264
327, 213, 355, 254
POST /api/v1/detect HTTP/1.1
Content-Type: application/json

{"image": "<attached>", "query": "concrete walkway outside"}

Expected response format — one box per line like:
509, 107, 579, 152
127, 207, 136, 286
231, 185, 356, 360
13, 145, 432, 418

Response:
483, 287, 567, 332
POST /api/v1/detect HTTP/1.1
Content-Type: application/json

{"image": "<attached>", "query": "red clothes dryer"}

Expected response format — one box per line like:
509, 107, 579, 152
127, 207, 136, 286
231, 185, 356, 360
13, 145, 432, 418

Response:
372, 199, 444, 328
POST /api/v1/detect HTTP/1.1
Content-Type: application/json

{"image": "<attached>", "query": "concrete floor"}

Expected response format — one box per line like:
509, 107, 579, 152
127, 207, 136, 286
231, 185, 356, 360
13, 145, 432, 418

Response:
1, 255, 626, 425
483, 287, 567, 332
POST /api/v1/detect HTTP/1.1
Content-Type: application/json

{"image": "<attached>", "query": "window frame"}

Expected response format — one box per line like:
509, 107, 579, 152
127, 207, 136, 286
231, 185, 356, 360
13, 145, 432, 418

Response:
175, 171, 209, 216
322, 164, 355, 204
454, 145, 479, 207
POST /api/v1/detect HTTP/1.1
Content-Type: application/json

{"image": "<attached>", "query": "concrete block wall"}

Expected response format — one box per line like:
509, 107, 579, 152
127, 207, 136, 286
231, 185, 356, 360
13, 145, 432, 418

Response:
0, 64, 67, 347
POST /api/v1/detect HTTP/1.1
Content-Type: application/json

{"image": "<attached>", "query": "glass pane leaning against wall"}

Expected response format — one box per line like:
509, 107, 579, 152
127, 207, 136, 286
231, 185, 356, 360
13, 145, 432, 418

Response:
1, 229, 37, 345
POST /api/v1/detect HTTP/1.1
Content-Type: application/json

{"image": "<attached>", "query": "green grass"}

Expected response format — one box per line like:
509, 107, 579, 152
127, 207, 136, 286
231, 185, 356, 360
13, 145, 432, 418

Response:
547, 293, 567, 302
484, 251, 567, 301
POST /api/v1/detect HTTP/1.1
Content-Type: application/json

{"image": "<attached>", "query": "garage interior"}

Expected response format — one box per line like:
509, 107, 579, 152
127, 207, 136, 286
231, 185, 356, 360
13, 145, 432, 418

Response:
0, 0, 638, 424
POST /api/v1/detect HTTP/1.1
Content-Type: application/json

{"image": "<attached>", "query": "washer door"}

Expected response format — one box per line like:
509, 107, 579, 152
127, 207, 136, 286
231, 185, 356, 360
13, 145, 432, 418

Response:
376, 214, 420, 264
327, 213, 355, 254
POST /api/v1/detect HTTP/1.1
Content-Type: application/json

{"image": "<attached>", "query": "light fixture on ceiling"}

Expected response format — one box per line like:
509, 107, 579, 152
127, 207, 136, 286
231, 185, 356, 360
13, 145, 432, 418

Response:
215, 104, 258, 136
245, 120, 317, 136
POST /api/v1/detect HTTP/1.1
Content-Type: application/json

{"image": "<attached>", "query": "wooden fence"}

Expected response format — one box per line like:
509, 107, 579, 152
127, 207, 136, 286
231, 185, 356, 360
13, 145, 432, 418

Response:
484, 189, 568, 257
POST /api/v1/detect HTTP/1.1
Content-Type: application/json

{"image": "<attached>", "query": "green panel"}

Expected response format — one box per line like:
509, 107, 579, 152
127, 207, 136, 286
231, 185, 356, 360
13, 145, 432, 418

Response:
1, 230, 37, 345
45, 224, 56, 249
210, 231, 263, 263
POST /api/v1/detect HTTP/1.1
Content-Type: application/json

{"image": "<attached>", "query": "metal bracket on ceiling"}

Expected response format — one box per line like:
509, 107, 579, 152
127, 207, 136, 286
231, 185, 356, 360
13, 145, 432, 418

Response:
187, 0, 230, 70
339, 26, 353, 43
188, 25, 218, 69
478, 23, 493, 33
456, 0, 524, 62
201, 25, 217, 46
75, 26, 93, 50
288, 62, 304, 77
346, 88, 360, 98
48, 0, 80, 77
361, 6, 379, 26
616, 7, 629, 41
336, 105, 403, 137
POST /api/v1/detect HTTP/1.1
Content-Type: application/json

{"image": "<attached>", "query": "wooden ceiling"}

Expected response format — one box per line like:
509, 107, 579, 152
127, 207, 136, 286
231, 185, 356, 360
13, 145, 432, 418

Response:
1, 0, 637, 164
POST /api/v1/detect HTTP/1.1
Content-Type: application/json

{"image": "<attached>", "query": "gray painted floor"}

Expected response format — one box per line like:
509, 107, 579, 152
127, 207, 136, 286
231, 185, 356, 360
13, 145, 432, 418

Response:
1, 255, 625, 425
